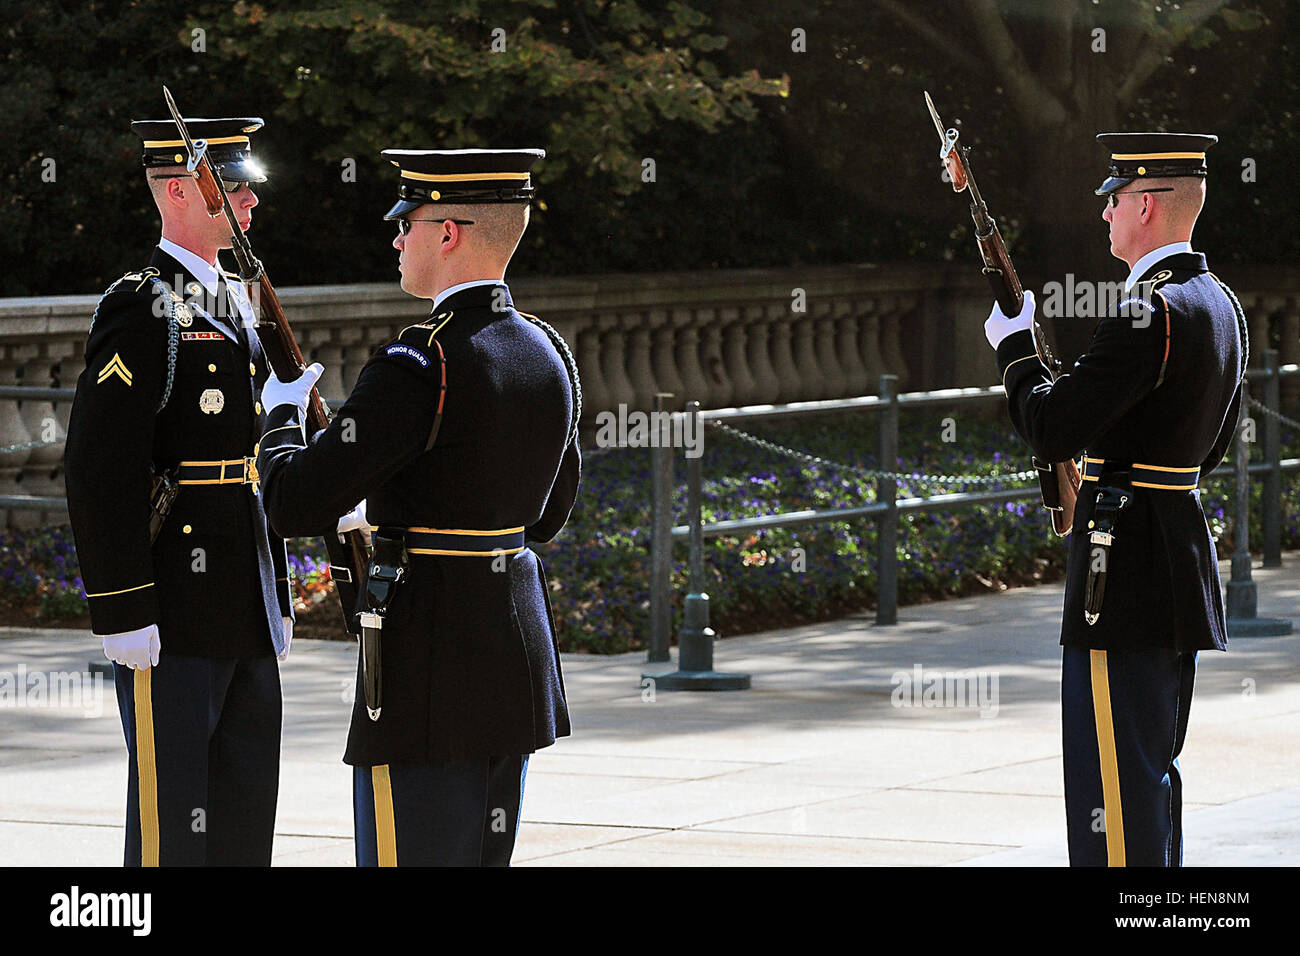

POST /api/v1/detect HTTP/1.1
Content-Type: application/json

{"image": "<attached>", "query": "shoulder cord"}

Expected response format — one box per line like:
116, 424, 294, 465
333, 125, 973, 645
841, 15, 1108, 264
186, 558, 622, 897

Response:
86, 274, 180, 412
520, 312, 582, 446
1209, 273, 1250, 384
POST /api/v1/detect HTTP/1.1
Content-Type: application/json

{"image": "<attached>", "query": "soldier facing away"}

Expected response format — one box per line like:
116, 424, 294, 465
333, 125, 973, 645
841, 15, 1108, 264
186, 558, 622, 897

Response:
256, 148, 580, 866
984, 133, 1245, 866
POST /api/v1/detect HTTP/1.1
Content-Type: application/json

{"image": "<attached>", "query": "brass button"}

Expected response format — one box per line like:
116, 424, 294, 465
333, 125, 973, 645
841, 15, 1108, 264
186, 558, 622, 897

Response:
208, 363, 217, 373
249, 362, 257, 375
182, 524, 193, 534
253, 441, 260, 456
255, 401, 262, 414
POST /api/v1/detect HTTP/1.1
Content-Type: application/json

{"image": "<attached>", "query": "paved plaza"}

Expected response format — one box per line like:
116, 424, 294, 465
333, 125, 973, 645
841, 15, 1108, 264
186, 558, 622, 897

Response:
2, 558, 1297, 866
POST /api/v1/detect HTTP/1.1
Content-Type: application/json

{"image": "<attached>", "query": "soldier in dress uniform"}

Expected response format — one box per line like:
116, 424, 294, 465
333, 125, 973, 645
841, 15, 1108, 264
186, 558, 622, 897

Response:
64, 118, 297, 865
984, 133, 1245, 866
256, 148, 580, 867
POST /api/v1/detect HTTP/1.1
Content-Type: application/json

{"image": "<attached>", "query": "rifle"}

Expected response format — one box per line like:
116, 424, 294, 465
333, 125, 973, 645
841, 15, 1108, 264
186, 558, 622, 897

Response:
160, 88, 377, 701
923, 91, 1081, 536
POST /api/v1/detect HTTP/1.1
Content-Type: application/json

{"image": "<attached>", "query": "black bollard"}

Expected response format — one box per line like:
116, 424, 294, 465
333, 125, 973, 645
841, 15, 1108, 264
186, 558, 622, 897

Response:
645, 401, 750, 691
1225, 386, 1291, 638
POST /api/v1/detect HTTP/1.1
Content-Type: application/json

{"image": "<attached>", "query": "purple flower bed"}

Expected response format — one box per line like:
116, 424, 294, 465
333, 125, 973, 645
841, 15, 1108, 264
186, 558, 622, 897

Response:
8, 411, 1299, 644
0, 527, 87, 621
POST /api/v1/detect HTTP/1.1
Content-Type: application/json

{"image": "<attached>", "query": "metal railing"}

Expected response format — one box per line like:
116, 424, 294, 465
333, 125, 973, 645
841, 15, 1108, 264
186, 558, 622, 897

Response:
646, 350, 1300, 664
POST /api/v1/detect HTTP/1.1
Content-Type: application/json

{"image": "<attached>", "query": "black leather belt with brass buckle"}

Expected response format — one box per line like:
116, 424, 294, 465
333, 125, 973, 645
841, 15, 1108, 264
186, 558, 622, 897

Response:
175, 457, 261, 489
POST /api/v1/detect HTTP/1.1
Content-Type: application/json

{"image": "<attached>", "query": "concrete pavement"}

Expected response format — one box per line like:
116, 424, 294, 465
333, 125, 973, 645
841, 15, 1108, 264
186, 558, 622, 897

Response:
2, 556, 1297, 866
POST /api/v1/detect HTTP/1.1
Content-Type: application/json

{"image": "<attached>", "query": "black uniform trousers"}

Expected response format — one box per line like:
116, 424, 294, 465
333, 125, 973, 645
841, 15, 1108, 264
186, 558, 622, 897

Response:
353, 756, 528, 866
113, 654, 281, 866
1062, 646, 1197, 867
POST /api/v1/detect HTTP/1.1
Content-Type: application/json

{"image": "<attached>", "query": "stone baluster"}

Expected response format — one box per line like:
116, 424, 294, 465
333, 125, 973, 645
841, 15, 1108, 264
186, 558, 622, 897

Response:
19, 346, 67, 529
1244, 293, 1271, 370
674, 312, 712, 409
791, 303, 825, 401
879, 295, 909, 389
766, 304, 799, 404
813, 301, 847, 399
1279, 298, 1300, 408
600, 319, 637, 414
721, 307, 758, 407
699, 309, 733, 409
836, 300, 869, 397
334, 322, 367, 396
626, 322, 659, 413
744, 305, 780, 407
46, 340, 77, 511
650, 311, 687, 411
857, 300, 886, 393
575, 320, 611, 424
0, 345, 35, 529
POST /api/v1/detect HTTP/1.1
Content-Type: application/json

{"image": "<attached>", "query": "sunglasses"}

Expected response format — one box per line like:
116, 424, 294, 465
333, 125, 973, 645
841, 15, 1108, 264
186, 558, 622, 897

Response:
1107, 187, 1174, 208
150, 174, 251, 194
397, 217, 476, 236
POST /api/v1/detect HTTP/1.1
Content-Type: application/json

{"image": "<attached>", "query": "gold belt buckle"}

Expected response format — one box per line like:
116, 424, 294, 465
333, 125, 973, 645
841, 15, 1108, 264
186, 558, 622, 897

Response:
243, 455, 260, 492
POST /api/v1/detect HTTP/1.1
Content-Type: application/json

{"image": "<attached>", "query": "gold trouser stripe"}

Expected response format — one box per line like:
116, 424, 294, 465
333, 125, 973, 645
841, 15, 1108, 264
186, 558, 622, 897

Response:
134, 669, 160, 867
86, 582, 155, 599
407, 546, 525, 557
406, 526, 525, 535
1090, 650, 1127, 867
372, 765, 398, 867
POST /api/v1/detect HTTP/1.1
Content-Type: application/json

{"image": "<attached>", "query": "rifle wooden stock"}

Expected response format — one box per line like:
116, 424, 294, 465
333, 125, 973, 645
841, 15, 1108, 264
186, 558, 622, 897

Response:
925, 91, 1081, 536
976, 223, 1024, 318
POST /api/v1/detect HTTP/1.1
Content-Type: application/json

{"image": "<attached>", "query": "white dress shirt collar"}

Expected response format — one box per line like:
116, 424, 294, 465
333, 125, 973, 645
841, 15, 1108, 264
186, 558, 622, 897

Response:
158, 237, 220, 297
156, 237, 255, 328
1125, 240, 1193, 291
432, 278, 505, 311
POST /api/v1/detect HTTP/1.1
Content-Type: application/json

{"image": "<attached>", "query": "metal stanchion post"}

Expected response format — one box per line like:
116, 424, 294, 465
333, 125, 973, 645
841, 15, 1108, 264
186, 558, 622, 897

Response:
876, 374, 899, 626
649, 401, 750, 691
1262, 350, 1281, 568
1226, 381, 1291, 638
646, 393, 674, 664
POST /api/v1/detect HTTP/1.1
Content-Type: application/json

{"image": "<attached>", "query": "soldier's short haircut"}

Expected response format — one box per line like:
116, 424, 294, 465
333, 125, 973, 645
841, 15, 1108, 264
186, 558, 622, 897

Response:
440, 202, 530, 262
1145, 176, 1206, 226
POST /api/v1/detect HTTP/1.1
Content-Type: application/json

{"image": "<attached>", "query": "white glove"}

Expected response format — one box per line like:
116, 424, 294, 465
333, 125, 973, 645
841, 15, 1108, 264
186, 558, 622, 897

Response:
261, 363, 323, 417
102, 624, 161, 670
278, 616, 293, 662
984, 289, 1036, 349
336, 500, 372, 546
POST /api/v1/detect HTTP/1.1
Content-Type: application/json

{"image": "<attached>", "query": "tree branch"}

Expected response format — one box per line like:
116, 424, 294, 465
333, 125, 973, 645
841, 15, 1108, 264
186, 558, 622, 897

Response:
1116, 0, 1232, 104
963, 0, 1067, 128
872, 0, 985, 75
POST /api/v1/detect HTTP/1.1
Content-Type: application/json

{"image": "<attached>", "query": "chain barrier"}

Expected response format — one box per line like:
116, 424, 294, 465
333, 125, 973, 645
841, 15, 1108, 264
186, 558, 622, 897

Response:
1248, 396, 1300, 434
706, 419, 1037, 487
0, 438, 63, 456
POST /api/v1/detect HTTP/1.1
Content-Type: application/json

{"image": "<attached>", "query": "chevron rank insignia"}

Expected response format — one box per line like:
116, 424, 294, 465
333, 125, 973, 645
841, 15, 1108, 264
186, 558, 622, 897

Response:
97, 353, 133, 386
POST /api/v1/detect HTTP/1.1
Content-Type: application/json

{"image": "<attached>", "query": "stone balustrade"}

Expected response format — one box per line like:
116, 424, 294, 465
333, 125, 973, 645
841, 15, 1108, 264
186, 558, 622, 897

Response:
1, 263, 1297, 528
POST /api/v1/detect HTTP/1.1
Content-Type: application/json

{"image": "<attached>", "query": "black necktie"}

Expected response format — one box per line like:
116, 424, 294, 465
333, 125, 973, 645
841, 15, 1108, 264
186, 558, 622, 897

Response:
216, 275, 251, 351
